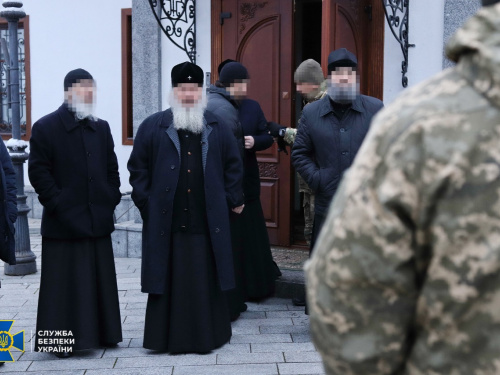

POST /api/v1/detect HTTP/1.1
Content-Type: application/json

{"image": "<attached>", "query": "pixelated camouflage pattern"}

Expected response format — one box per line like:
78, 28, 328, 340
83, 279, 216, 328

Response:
306, 5, 500, 375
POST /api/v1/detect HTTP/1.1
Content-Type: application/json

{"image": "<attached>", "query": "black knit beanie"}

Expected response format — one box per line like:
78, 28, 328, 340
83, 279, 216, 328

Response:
64, 68, 93, 91
219, 62, 249, 85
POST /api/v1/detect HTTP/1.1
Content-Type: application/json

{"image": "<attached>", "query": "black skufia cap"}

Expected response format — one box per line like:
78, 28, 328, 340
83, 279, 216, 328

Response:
483, 0, 500, 6
64, 68, 93, 91
219, 62, 249, 84
218, 59, 236, 75
171, 62, 204, 87
327, 48, 358, 73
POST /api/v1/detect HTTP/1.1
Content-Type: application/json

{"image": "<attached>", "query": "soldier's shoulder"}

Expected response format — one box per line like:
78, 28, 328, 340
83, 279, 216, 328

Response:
302, 95, 326, 115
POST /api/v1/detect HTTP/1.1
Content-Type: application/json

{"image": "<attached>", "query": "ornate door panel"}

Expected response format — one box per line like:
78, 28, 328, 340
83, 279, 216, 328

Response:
322, 0, 384, 99
212, 0, 293, 246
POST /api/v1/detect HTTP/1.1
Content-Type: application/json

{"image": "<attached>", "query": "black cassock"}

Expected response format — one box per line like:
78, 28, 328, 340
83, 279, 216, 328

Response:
143, 129, 231, 353
28, 104, 122, 351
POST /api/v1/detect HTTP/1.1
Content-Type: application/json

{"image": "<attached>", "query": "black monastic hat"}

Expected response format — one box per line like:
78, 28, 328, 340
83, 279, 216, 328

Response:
171, 62, 204, 87
64, 68, 93, 91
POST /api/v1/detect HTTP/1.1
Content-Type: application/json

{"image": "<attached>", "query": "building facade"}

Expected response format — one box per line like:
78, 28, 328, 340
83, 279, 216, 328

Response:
14, 0, 480, 247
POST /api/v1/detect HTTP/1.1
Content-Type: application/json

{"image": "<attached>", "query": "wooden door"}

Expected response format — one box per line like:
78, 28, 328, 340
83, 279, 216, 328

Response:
212, 0, 294, 246
322, 0, 384, 99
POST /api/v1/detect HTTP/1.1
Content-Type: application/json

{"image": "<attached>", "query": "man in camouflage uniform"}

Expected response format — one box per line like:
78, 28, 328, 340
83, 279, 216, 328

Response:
306, 1, 500, 374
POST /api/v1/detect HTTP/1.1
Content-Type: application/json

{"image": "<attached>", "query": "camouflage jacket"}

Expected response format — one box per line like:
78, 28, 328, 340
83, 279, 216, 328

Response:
306, 6, 500, 375
283, 81, 327, 146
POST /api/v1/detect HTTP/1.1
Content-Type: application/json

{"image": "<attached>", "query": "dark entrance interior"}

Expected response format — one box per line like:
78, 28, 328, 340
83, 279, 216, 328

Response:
292, 0, 322, 247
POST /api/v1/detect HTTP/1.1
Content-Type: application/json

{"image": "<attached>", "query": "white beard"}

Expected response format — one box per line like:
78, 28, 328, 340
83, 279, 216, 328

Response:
68, 98, 97, 121
170, 92, 207, 134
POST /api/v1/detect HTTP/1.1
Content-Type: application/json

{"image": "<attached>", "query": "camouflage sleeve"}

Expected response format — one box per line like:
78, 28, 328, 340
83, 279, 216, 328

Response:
283, 128, 297, 145
305, 108, 434, 374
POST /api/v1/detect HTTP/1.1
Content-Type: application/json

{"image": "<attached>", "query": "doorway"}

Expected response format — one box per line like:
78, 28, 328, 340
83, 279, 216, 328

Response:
292, 0, 322, 247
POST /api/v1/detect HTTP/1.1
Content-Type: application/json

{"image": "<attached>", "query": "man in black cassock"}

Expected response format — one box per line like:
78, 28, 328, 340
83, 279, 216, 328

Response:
128, 62, 245, 354
28, 69, 122, 357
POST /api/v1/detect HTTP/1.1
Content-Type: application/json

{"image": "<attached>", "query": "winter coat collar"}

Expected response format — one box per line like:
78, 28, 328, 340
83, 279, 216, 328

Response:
446, 4, 500, 108
58, 103, 97, 132
207, 84, 239, 108
318, 94, 364, 117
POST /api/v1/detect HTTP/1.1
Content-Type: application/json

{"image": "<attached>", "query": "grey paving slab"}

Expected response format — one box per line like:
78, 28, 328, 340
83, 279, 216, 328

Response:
19, 348, 105, 361
86, 369, 173, 375
259, 325, 310, 335
121, 330, 144, 339
1, 371, 84, 375
266, 311, 308, 318
251, 342, 316, 353
292, 317, 310, 326
231, 318, 293, 328
120, 308, 145, 316
124, 315, 145, 324
173, 364, 279, 375
216, 352, 284, 364
231, 325, 260, 335
128, 338, 143, 348
115, 354, 216, 368
245, 303, 288, 312
211, 344, 250, 354
28, 358, 116, 372
292, 333, 312, 343
0, 361, 31, 373
278, 362, 325, 374
230, 334, 292, 344
284, 351, 323, 363
102, 347, 154, 358
238, 311, 266, 319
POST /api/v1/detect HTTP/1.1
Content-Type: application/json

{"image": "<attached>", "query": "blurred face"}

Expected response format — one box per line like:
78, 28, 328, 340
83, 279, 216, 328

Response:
329, 67, 357, 88
66, 79, 95, 105
173, 83, 203, 108
227, 80, 248, 99
296, 82, 320, 96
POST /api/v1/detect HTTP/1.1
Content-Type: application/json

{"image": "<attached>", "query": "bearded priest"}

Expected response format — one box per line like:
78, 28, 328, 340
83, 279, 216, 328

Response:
128, 61, 245, 354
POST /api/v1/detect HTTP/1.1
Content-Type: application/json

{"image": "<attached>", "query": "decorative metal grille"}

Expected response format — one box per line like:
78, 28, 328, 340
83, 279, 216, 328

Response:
383, 0, 415, 87
0, 27, 25, 136
148, 0, 196, 64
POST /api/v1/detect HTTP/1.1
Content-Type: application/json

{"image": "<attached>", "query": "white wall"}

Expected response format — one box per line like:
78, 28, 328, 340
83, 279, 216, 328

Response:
22, 0, 132, 190
383, 0, 446, 104
161, 1, 211, 110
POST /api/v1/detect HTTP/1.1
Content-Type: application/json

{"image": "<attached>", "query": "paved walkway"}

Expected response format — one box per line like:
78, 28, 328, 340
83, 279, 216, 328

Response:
0, 224, 325, 375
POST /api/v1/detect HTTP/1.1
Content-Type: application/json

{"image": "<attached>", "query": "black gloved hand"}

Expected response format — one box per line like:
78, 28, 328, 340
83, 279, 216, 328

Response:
276, 137, 288, 155
267, 121, 286, 138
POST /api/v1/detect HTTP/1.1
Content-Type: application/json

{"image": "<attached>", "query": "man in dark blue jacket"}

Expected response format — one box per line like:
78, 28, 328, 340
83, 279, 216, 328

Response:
128, 62, 244, 354
292, 48, 384, 252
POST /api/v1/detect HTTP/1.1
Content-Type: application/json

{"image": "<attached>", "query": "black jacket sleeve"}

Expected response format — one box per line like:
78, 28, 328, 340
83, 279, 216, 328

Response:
221, 126, 245, 208
291, 110, 320, 191
249, 105, 274, 152
0, 141, 17, 223
127, 118, 154, 211
28, 122, 61, 213
105, 121, 121, 207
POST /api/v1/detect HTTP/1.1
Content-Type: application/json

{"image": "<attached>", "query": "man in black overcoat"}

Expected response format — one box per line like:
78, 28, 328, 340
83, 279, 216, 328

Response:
292, 49, 384, 252
128, 62, 245, 354
28, 69, 122, 357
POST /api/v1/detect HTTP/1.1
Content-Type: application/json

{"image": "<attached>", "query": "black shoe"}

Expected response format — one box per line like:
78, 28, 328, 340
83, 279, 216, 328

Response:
54, 352, 73, 359
292, 295, 306, 307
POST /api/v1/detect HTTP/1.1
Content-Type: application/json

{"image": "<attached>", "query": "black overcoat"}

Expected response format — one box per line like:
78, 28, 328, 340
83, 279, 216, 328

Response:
0, 139, 17, 265
292, 95, 383, 216
127, 109, 244, 294
28, 104, 121, 239
238, 99, 273, 201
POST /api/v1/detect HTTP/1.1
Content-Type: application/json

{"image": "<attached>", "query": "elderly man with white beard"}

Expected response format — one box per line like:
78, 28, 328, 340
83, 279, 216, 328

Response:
29, 68, 123, 357
128, 61, 245, 354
